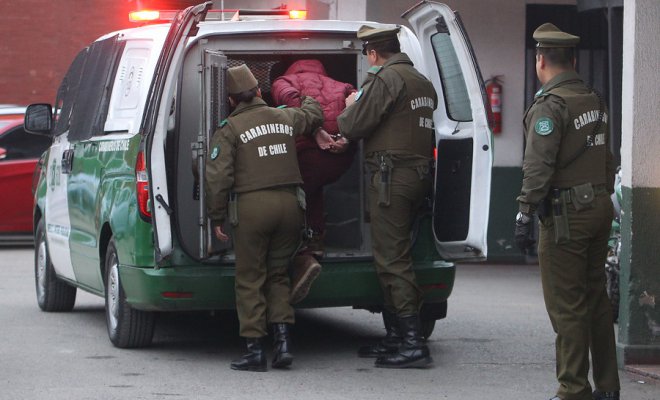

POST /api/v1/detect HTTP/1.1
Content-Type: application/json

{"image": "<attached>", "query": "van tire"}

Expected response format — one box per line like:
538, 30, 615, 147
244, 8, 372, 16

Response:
421, 318, 436, 340
35, 219, 77, 312
105, 238, 155, 348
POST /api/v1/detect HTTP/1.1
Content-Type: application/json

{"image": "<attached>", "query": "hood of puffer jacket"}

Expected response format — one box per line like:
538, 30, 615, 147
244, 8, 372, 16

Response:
283, 59, 327, 76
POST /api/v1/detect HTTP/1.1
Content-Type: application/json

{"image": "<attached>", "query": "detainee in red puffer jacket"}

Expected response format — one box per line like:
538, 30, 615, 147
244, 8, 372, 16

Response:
271, 59, 357, 256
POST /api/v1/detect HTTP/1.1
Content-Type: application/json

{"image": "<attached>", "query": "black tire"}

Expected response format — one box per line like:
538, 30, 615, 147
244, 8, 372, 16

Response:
34, 219, 76, 312
105, 238, 155, 348
421, 318, 436, 340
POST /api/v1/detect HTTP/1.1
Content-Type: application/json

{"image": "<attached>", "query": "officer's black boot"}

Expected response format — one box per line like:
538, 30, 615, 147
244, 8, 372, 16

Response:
592, 390, 620, 400
357, 310, 401, 358
230, 337, 267, 372
375, 314, 432, 368
271, 323, 293, 369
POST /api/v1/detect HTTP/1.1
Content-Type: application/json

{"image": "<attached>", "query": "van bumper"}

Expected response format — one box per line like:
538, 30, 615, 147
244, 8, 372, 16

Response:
119, 260, 455, 314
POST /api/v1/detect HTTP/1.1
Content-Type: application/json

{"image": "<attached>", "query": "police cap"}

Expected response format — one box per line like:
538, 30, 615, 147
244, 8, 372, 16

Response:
227, 64, 258, 94
357, 25, 400, 55
533, 23, 580, 48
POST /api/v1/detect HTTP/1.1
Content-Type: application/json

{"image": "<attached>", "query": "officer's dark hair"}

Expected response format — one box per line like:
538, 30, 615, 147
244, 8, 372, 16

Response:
229, 87, 258, 104
536, 47, 575, 69
366, 39, 401, 59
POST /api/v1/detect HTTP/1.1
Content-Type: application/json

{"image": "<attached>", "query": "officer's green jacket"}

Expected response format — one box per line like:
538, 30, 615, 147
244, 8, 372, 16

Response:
336, 52, 437, 167
205, 96, 323, 226
517, 71, 616, 214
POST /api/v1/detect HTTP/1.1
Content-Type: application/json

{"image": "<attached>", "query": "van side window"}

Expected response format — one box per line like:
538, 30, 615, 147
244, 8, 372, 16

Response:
53, 49, 88, 136
68, 35, 125, 141
430, 33, 473, 122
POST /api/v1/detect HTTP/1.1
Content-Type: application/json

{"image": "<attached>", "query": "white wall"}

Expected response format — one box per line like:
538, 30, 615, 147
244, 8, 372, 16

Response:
621, 0, 660, 188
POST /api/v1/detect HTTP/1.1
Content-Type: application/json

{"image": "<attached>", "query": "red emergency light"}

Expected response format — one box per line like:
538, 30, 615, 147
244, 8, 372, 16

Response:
129, 8, 307, 23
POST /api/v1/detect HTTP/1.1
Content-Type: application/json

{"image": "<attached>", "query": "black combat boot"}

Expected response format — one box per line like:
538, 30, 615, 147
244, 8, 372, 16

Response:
271, 323, 293, 368
357, 310, 402, 358
592, 390, 620, 400
230, 337, 267, 372
375, 314, 432, 368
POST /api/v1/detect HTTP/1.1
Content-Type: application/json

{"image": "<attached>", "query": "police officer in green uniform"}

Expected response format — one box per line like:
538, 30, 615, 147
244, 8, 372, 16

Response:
337, 25, 437, 369
205, 64, 323, 372
514, 24, 620, 400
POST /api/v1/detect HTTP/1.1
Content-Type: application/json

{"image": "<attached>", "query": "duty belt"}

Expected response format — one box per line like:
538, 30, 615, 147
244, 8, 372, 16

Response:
552, 183, 608, 203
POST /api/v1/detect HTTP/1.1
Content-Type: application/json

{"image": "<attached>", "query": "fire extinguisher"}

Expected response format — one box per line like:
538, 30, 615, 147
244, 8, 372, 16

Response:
485, 76, 503, 134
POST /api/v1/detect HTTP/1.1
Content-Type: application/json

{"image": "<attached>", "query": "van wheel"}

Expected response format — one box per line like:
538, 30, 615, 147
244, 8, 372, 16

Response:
421, 318, 436, 340
35, 219, 76, 312
105, 238, 155, 348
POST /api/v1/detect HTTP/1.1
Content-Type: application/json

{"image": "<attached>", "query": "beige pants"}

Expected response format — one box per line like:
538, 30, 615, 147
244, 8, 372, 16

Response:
369, 167, 429, 316
233, 188, 303, 338
539, 194, 620, 400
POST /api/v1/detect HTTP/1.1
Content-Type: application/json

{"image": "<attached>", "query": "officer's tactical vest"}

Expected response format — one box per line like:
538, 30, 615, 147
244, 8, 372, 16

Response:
546, 86, 609, 189
364, 63, 436, 159
226, 106, 302, 193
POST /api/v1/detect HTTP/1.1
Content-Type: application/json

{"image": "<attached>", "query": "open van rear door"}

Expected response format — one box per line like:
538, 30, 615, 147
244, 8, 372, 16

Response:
403, 1, 493, 261
142, 2, 212, 262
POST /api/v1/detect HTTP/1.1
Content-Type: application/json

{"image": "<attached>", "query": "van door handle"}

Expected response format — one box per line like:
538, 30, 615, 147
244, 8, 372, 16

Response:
61, 149, 74, 174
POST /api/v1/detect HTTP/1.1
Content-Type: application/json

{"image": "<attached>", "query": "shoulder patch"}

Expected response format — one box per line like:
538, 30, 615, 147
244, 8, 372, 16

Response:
534, 117, 554, 136
210, 146, 220, 160
220, 119, 228, 127
277, 105, 287, 109
367, 65, 383, 75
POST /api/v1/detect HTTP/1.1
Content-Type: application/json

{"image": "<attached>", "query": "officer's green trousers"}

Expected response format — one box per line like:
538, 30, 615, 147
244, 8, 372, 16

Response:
538, 194, 620, 400
233, 188, 303, 338
369, 167, 429, 316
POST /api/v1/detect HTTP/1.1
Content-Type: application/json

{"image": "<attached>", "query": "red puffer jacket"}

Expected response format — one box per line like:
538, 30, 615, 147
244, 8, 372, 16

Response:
272, 59, 355, 151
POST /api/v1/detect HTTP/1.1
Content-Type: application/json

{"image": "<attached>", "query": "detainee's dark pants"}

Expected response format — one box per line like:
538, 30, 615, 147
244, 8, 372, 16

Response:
538, 193, 620, 400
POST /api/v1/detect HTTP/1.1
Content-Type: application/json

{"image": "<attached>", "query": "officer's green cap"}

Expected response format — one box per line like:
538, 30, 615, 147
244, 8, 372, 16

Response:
357, 25, 400, 54
533, 23, 580, 48
227, 64, 258, 94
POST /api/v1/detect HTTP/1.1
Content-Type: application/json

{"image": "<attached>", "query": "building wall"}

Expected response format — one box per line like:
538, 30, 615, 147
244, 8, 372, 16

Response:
0, 1, 136, 105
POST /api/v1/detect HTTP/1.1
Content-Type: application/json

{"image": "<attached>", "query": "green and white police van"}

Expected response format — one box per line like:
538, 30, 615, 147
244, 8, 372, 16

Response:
24, 1, 492, 348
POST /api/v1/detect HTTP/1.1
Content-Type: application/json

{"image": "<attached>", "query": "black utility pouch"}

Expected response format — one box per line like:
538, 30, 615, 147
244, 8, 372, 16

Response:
228, 192, 238, 226
296, 186, 307, 211
552, 189, 570, 244
570, 182, 595, 212
377, 154, 392, 207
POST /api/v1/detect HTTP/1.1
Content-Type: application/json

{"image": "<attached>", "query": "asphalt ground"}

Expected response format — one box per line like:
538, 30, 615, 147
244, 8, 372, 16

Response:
1, 247, 658, 399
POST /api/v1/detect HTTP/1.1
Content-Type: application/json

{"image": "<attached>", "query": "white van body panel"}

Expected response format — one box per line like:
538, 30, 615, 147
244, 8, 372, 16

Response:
405, 1, 492, 261
45, 134, 76, 280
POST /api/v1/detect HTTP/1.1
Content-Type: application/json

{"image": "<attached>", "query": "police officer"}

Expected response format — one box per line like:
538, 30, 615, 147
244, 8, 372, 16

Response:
337, 25, 437, 369
205, 64, 323, 372
514, 23, 620, 400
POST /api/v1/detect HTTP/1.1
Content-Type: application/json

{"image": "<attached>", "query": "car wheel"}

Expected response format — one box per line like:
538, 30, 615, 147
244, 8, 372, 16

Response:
105, 238, 155, 348
34, 219, 76, 312
421, 318, 436, 340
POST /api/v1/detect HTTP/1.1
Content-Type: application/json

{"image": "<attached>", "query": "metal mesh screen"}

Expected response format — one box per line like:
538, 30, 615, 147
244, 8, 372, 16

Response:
227, 59, 279, 93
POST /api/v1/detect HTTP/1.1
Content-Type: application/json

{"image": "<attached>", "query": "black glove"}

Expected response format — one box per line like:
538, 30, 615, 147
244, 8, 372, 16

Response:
514, 212, 535, 252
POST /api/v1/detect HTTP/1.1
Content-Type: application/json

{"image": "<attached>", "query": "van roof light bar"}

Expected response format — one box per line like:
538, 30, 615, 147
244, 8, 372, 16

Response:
129, 9, 307, 23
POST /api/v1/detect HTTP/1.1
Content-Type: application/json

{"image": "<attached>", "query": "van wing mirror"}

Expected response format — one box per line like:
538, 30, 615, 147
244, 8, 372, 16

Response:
24, 103, 53, 136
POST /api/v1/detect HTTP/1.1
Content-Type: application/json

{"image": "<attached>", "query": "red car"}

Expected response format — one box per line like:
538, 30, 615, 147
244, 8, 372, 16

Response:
0, 116, 51, 242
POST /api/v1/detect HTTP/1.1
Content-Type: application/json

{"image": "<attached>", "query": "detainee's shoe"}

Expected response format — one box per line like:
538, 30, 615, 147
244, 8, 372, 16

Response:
290, 255, 322, 304
299, 233, 324, 258
592, 390, 619, 400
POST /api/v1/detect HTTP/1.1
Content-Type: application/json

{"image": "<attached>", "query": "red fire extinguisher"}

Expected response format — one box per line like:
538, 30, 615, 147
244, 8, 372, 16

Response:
485, 76, 503, 134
